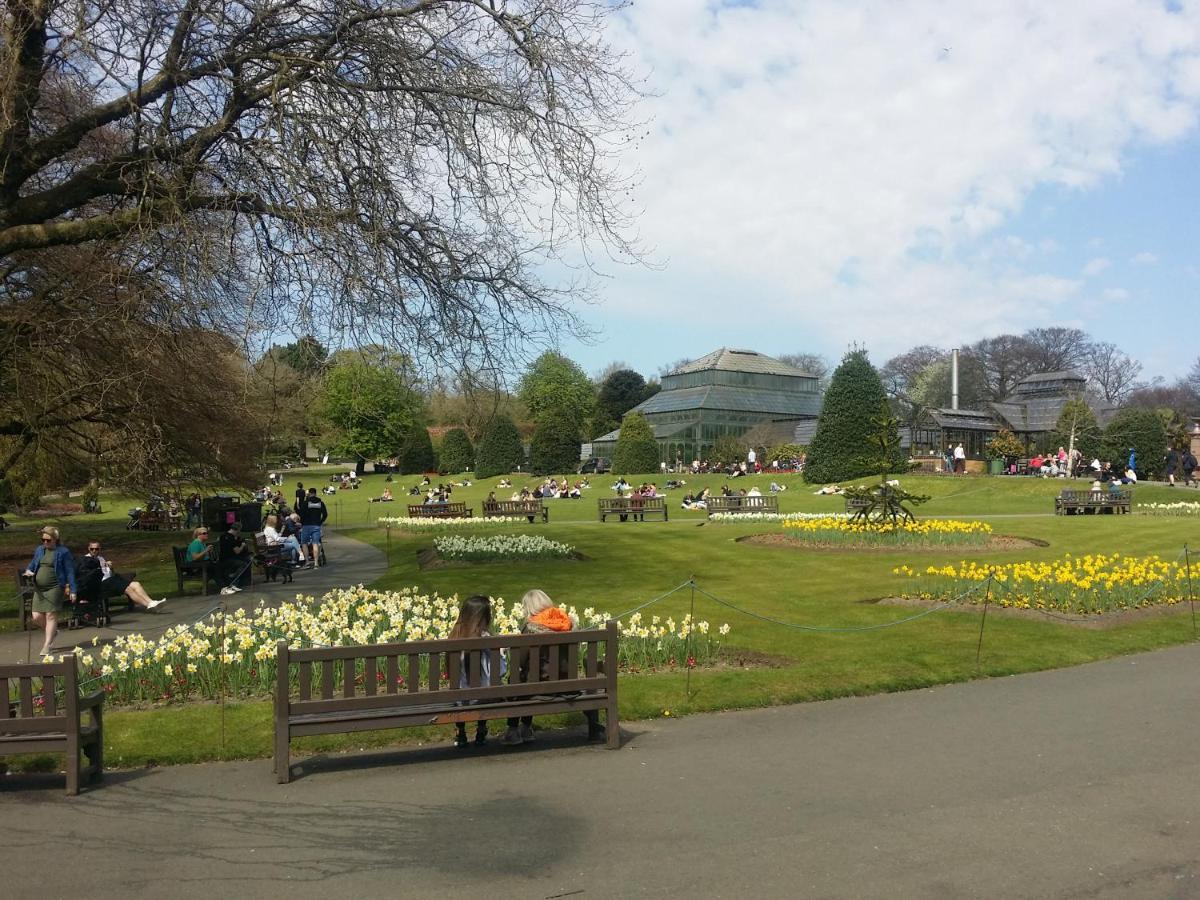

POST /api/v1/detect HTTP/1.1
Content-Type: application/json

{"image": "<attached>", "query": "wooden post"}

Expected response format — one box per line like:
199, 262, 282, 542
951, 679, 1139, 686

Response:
274, 640, 291, 783
605, 620, 620, 749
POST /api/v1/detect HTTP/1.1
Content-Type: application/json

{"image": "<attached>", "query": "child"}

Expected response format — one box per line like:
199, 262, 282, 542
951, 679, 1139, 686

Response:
448, 595, 505, 748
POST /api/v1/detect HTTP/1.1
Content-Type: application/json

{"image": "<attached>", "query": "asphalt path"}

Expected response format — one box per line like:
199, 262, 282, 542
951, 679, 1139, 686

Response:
0, 531, 387, 664
3, 640, 1199, 899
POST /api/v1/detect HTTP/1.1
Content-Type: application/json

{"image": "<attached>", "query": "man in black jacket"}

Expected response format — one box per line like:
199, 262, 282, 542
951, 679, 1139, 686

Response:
218, 522, 252, 593
299, 487, 329, 569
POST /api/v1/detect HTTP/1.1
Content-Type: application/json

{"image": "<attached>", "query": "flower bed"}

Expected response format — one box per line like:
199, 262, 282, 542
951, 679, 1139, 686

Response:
780, 517, 992, 546
1137, 502, 1200, 516
708, 512, 852, 523
434, 534, 575, 561
377, 515, 524, 530
893, 553, 1196, 614
55, 586, 729, 705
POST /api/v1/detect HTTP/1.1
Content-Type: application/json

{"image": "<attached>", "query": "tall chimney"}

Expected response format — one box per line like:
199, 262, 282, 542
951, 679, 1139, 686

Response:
951, 348, 960, 411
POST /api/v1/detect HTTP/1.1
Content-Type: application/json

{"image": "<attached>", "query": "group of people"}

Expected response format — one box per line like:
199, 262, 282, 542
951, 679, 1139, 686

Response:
186, 484, 330, 596
491, 478, 589, 503
23, 527, 167, 658
447, 589, 605, 748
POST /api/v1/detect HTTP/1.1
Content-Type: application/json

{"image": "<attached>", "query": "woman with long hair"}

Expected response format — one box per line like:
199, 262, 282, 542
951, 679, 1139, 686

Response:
448, 595, 504, 748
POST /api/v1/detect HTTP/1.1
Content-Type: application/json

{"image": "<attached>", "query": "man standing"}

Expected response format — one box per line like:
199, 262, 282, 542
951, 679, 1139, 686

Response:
294, 481, 306, 511
299, 487, 329, 569
953, 442, 966, 474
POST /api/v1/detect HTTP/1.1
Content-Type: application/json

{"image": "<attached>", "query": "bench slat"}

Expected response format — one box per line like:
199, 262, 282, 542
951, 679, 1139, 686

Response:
0, 715, 71, 734
0, 678, 8, 719
364, 657, 377, 697
429, 652, 440, 692
448, 650, 461, 690
586, 641, 598, 677
321, 661, 333, 700
407, 654, 419, 693
42, 677, 56, 717
343, 657, 355, 699
299, 661, 311, 701
288, 628, 609, 662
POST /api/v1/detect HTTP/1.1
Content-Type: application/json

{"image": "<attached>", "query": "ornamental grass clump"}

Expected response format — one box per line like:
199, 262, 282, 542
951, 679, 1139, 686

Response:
781, 516, 992, 546
435, 533, 575, 561
53, 586, 731, 706
893, 553, 1195, 614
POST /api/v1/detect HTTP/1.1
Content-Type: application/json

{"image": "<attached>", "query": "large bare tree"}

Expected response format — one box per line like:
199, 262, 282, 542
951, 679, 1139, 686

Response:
1, 0, 640, 357
0, 0, 640, 488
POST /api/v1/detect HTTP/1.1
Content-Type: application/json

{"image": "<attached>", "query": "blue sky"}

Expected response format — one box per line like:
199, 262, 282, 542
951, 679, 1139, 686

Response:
552, 0, 1200, 383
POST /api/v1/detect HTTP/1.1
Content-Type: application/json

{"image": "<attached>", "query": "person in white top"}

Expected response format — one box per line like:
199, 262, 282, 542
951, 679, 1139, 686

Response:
953, 443, 966, 473
263, 514, 302, 563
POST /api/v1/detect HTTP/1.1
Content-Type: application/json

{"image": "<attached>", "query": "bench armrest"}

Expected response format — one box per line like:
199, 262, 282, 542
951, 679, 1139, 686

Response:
78, 690, 105, 711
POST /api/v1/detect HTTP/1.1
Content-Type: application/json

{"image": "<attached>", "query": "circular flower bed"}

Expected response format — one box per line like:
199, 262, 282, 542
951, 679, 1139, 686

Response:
434, 533, 576, 561
780, 516, 992, 546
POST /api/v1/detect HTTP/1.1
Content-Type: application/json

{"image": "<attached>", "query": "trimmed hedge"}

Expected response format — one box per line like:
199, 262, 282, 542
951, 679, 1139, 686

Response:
1102, 407, 1166, 478
438, 428, 474, 474
529, 417, 582, 474
399, 426, 436, 474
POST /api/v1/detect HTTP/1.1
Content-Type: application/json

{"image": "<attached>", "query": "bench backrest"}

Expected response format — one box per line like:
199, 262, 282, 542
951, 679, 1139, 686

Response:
708, 495, 778, 512
485, 499, 541, 513
1060, 490, 1131, 502
407, 502, 468, 517
276, 624, 617, 715
599, 495, 665, 509
1, 655, 78, 734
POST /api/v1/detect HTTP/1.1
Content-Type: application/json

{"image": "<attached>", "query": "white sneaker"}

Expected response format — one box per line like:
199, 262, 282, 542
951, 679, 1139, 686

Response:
220, 587, 236, 596
147, 598, 167, 610
228, 585, 242, 593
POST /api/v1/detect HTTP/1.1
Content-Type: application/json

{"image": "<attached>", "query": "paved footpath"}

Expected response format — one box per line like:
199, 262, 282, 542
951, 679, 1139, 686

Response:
0, 531, 387, 665
3, 640, 1199, 899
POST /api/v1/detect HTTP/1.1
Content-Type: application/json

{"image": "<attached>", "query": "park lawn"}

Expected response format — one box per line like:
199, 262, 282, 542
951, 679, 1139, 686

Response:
8, 470, 1200, 772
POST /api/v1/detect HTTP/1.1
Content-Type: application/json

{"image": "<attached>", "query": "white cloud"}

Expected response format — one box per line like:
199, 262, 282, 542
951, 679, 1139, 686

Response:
1082, 257, 1113, 276
1131, 251, 1160, 264
597, 0, 1200, 355
1102, 287, 1131, 301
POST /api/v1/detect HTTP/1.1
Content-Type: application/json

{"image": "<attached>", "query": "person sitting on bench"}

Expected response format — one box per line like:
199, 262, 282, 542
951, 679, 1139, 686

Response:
78, 541, 166, 611
217, 522, 252, 594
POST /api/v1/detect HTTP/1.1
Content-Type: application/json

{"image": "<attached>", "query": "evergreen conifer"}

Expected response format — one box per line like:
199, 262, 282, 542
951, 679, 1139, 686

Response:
613, 411, 660, 474
438, 428, 474, 474
474, 415, 524, 478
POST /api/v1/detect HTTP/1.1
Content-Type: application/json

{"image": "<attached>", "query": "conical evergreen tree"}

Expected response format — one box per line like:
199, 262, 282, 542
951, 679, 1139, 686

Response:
804, 349, 904, 483
438, 428, 474, 474
1102, 407, 1166, 478
613, 411, 660, 474
474, 415, 524, 478
399, 425, 436, 474
529, 417, 582, 474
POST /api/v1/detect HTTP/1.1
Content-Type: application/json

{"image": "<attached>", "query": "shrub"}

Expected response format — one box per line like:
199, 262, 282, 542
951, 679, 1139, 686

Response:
985, 429, 1025, 460
399, 426, 436, 474
804, 350, 904, 483
766, 443, 806, 467
1102, 407, 1167, 478
711, 434, 748, 466
474, 415, 524, 478
529, 417, 582, 474
613, 411, 660, 474
438, 428, 474, 474
80, 482, 100, 514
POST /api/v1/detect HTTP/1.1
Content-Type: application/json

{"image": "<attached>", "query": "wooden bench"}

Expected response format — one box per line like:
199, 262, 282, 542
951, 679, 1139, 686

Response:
845, 497, 870, 514
1055, 489, 1133, 515
705, 495, 779, 516
483, 499, 548, 523
407, 502, 473, 519
172, 545, 212, 595
273, 623, 619, 782
1, 654, 104, 795
598, 496, 668, 522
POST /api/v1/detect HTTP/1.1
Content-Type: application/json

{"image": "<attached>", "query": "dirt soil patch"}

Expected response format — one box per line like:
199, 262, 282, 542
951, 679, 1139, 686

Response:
618, 647, 792, 675
869, 596, 1196, 629
737, 533, 1047, 553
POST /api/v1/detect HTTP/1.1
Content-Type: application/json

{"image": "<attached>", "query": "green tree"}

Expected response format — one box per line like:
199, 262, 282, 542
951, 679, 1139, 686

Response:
804, 350, 905, 483
529, 418, 582, 474
317, 356, 421, 472
1050, 399, 1102, 460
597, 369, 649, 424
518, 352, 596, 437
475, 416, 524, 478
439, 428, 474, 474
1102, 408, 1167, 478
276, 336, 329, 376
399, 426, 437, 475
613, 411, 660, 474
711, 434, 748, 466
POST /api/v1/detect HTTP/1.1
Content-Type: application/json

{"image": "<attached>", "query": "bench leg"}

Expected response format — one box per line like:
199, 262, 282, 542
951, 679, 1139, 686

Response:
275, 729, 290, 784
66, 731, 80, 796
606, 698, 620, 749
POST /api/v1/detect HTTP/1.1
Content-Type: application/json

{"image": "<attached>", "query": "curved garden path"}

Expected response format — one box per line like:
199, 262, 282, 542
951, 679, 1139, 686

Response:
0, 530, 386, 665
